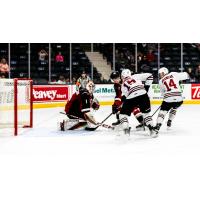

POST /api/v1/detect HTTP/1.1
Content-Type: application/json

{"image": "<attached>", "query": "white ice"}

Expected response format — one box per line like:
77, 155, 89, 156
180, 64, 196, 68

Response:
0, 105, 200, 200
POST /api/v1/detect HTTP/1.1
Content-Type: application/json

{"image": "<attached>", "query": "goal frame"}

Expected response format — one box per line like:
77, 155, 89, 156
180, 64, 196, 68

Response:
13, 78, 33, 136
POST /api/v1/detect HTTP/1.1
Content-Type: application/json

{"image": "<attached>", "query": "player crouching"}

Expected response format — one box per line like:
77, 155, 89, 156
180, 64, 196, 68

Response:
59, 81, 100, 131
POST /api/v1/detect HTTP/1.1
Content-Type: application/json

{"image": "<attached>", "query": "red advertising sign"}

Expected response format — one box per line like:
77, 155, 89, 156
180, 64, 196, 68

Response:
191, 84, 200, 99
33, 85, 69, 102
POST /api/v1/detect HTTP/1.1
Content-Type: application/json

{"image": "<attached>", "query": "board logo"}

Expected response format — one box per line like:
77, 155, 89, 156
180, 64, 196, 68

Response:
191, 84, 200, 99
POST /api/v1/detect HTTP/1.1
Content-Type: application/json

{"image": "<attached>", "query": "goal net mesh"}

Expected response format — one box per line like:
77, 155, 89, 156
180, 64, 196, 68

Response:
0, 79, 32, 135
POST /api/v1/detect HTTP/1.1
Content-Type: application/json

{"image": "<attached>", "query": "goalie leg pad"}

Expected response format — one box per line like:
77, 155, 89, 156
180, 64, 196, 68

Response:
58, 119, 87, 131
84, 112, 98, 126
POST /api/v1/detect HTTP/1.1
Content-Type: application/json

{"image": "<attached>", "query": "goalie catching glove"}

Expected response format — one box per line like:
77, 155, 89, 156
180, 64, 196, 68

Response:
91, 98, 100, 110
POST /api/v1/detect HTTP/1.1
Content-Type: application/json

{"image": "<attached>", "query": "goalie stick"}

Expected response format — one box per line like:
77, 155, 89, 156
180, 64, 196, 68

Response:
85, 112, 113, 131
68, 121, 88, 130
59, 112, 84, 120
60, 111, 114, 131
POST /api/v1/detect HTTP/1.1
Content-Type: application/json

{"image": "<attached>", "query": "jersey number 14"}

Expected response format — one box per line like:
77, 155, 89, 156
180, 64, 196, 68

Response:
163, 79, 177, 91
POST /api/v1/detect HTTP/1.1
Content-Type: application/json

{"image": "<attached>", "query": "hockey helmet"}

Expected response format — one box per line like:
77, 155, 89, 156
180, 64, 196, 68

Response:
121, 69, 131, 79
110, 71, 120, 80
158, 67, 169, 76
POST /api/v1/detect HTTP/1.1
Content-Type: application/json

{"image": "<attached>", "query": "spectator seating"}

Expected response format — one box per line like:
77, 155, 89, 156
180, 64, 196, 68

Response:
1, 43, 200, 84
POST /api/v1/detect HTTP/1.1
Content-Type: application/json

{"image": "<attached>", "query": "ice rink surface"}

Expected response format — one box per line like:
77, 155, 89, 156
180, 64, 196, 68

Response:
0, 105, 200, 200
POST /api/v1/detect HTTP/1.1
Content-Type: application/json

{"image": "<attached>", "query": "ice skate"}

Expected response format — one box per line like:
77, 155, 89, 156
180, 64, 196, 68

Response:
136, 123, 145, 131
148, 125, 159, 138
150, 128, 159, 138
60, 121, 65, 131
124, 127, 131, 136
112, 120, 120, 126
167, 120, 172, 129
155, 123, 162, 131
57, 120, 65, 131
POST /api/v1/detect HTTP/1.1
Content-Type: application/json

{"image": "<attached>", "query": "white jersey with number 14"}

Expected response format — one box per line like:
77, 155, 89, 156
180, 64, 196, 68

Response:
159, 72, 189, 102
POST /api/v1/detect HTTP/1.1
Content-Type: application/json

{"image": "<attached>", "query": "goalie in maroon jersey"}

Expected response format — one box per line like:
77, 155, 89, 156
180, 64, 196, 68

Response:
59, 81, 100, 131
110, 71, 145, 130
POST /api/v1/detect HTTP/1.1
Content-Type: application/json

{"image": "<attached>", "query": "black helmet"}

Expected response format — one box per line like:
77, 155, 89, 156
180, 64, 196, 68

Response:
110, 71, 120, 80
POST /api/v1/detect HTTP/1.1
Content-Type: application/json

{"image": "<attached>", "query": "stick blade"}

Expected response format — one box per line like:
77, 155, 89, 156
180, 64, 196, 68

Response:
68, 122, 87, 130
84, 126, 98, 131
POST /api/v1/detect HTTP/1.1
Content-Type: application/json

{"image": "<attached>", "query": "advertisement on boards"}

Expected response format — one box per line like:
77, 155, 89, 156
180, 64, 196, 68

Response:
33, 85, 68, 102
191, 84, 200, 99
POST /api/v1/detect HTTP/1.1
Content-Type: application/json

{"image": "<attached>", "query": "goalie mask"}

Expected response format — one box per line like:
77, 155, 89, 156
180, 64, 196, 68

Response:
86, 81, 95, 94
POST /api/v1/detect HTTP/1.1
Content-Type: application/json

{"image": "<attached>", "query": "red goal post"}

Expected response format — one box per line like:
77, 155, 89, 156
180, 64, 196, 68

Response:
0, 78, 33, 136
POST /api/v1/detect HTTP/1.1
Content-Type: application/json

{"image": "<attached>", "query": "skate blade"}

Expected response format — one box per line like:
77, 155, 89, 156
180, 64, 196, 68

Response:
136, 127, 145, 131
167, 126, 172, 131
150, 133, 159, 138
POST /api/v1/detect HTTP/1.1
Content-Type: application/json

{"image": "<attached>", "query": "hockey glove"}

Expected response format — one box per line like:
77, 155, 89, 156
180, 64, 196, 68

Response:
112, 104, 121, 114
121, 95, 126, 103
112, 100, 122, 114
91, 98, 100, 110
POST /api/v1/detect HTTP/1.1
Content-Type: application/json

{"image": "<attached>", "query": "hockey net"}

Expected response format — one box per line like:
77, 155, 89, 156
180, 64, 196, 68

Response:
0, 78, 33, 136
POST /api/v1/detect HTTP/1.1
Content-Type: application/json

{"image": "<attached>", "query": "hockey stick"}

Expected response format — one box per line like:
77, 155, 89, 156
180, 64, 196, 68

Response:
85, 122, 115, 131
60, 112, 85, 120
85, 112, 113, 131
101, 123, 115, 130
151, 106, 161, 117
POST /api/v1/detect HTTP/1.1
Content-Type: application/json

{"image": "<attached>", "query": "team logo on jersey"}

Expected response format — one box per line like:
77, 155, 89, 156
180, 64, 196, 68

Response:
191, 84, 200, 99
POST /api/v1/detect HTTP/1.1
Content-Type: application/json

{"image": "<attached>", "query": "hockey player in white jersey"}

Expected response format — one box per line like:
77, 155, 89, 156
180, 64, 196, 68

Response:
118, 69, 158, 137
110, 71, 153, 129
155, 67, 189, 132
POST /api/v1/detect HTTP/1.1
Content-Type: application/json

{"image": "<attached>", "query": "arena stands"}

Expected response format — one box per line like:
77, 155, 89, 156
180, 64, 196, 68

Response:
1, 43, 200, 84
